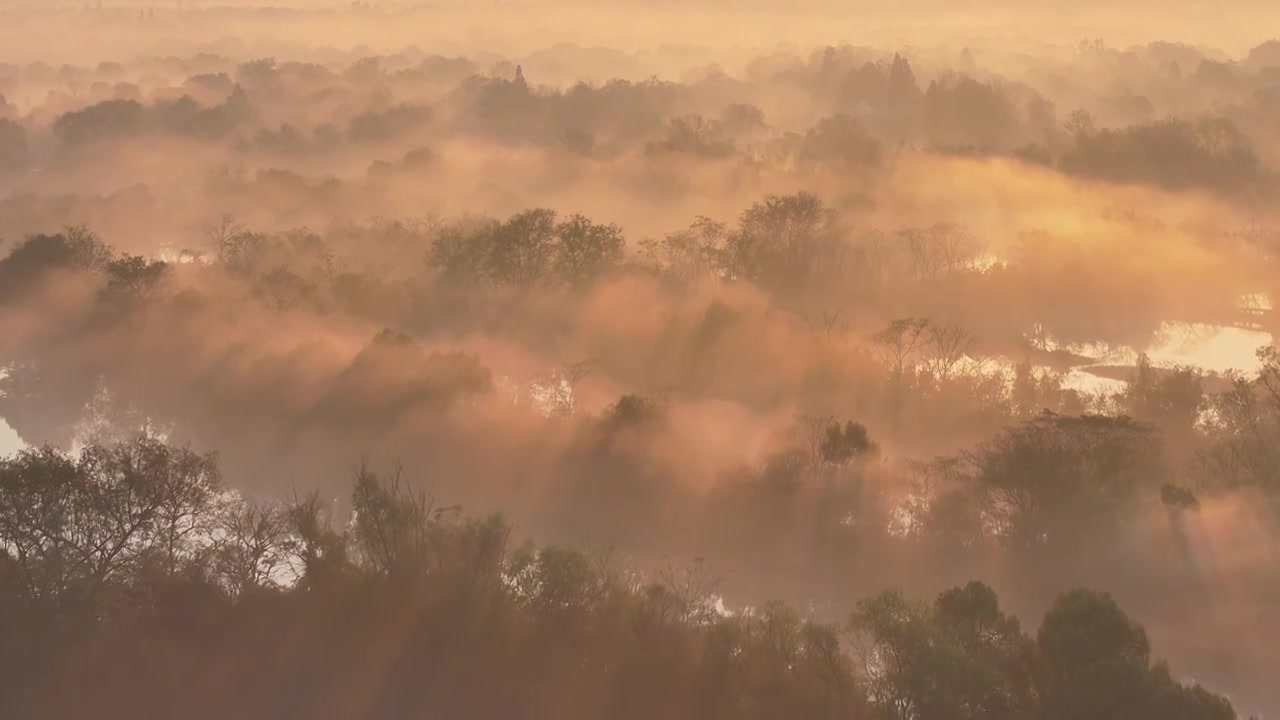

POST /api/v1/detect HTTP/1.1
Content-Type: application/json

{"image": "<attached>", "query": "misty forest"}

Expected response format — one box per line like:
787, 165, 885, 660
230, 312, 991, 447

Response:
1, 1, 1280, 718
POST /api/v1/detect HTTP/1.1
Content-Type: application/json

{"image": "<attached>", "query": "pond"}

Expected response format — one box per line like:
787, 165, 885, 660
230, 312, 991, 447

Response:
1061, 320, 1274, 395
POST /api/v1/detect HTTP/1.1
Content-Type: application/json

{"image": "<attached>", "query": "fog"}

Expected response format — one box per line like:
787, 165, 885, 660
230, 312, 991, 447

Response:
1, 3, 1279, 719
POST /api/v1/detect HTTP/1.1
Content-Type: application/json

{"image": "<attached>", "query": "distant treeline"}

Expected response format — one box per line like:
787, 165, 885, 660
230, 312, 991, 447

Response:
2, 45, 1277, 195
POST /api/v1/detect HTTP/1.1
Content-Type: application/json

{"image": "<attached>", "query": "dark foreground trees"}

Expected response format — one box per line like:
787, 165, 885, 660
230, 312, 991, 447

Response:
0, 438, 1235, 720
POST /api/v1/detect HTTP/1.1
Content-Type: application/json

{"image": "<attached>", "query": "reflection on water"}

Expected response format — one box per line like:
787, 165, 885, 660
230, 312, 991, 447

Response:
1148, 322, 1271, 372
1061, 368, 1128, 395
1061, 321, 1274, 395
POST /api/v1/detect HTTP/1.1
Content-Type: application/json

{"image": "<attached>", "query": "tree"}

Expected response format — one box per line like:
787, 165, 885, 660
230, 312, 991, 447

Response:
851, 583, 1034, 720
1063, 109, 1096, 138
509, 545, 607, 623
214, 500, 292, 596
284, 490, 349, 592
1195, 345, 1280, 495
255, 267, 314, 312
646, 114, 734, 158
204, 214, 271, 276
0, 227, 112, 302
51, 99, 149, 146
428, 215, 499, 285
820, 421, 879, 466
873, 318, 930, 380
430, 209, 625, 289
804, 308, 850, 339
799, 114, 883, 171
1036, 590, 1156, 720
639, 216, 727, 284
900, 224, 975, 281
724, 192, 847, 291
484, 209, 557, 286
98, 255, 170, 309
720, 103, 768, 138
1061, 117, 1260, 193
1119, 354, 1204, 446
553, 214, 625, 287
0, 437, 221, 607
965, 414, 1164, 550
0, 433, 1242, 720
921, 322, 977, 382
348, 103, 432, 143
350, 463, 432, 579
930, 583, 1036, 720
528, 359, 595, 417
850, 590, 935, 720
922, 76, 1016, 149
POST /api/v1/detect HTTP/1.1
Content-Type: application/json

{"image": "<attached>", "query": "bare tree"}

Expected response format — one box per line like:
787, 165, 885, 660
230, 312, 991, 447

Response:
872, 318, 930, 378
203, 213, 246, 256
255, 267, 314, 312
0, 437, 222, 604
922, 322, 977, 381
215, 500, 292, 595
804, 308, 849, 339
529, 359, 596, 417
901, 223, 975, 280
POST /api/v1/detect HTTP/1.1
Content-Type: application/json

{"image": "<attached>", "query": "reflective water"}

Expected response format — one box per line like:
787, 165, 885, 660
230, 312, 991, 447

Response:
1062, 320, 1274, 395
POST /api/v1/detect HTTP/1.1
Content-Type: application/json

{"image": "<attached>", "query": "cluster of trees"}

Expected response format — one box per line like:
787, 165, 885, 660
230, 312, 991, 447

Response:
0, 437, 1237, 720
851, 583, 1234, 720
429, 209, 626, 288
50, 91, 250, 146
444, 54, 1269, 193
180, 193, 981, 310
1, 218, 1279, 713
1060, 116, 1261, 192
1196, 346, 1280, 496
4, 40, 1278, 196
0, 206, 1254, 459
4, 221, 1277, 505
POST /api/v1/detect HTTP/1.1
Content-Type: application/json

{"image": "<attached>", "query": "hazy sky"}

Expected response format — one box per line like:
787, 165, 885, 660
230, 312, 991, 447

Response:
0, 420, 19, 455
